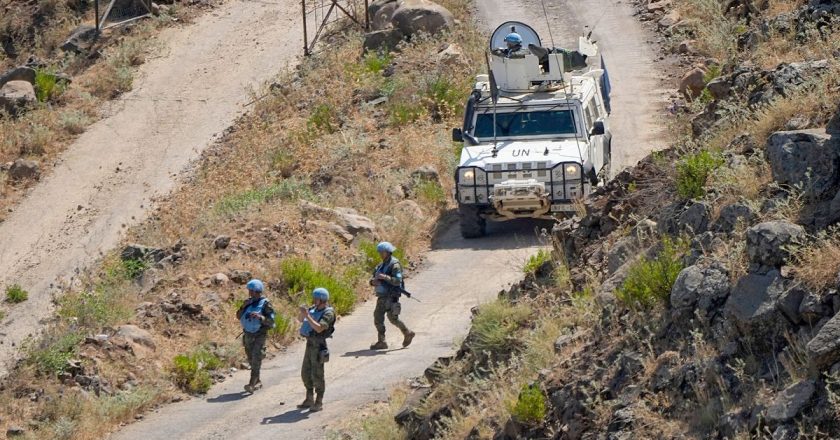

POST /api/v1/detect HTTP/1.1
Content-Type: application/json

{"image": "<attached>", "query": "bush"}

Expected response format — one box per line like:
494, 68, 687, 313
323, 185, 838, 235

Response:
358, 239, 407, 272
676, 150, 723, 199
34, 68, 67, 103
509, 383, 547, 425
389, 102, 425, 126
28, 332, 84, 375
425, 77, 462, 120
362, 52, 393, 74
307, 103, 337, 134
58, 288, 132, 329
59, 109, 92, 135
172, 348, 222, 394
415, 180, 446, 206
523, 249, 552, 274
280, 258, 357, 315
120, 258, 149, 279
5, 284, 29, 303
215, 179, 314, 215
616, 237, 686, 309
471, 300, 530, 352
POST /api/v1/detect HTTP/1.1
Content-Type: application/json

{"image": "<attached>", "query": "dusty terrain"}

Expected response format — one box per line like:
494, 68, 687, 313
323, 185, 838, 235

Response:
0, 0, 302, 375
106, 0, 670, 437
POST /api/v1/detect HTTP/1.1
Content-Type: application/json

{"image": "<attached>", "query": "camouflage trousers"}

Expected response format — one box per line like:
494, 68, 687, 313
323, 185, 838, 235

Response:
301, 339, 326, 394
374, 296, 409, 341
242, 331, 266, 384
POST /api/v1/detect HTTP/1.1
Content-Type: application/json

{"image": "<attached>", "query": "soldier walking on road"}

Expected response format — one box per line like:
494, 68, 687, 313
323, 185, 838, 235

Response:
236, 279, 275, 393
369, 242, 415, 350
297, 288, 336, 413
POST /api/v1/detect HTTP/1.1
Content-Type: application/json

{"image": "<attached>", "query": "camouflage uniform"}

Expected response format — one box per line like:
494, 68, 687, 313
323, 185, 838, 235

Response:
236, 297, 275, 388
301, 306, 335, 403
372, 256, 412, 344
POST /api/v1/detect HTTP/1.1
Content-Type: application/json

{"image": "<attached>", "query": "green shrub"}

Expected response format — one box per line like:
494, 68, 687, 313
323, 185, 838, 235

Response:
59, 109, 92, 135
676, 150, 724, 199
509, 383, 547, 424
58, 286, 132, 329
616, 237, 686, 309
362, 52, 393, 74
425, 77, 462, 120
358, 239, 406, 272
280, 258, 357, 315
215, 179, 314, 215
389, 102, 425, 126
121, 258, 148, 279
28, 332, 84, 375
172, 348, 222, 394
471, 300, 530, 352
307, 103, 337, 134
34, 68, 67, 103
523, 249, 552, 274
5, 284, 28, 303
415, 180, 446, 206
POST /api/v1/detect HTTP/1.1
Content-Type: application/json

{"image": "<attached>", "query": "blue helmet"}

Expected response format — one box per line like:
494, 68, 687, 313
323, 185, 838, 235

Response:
504, 32, 523, 45
376, 241, 396, 254
246, 279, 264, 293
312, 287, 329, 301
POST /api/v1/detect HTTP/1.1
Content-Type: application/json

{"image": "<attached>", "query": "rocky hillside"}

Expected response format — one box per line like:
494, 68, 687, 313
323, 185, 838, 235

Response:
0, 0, 482, 438
335, 0, 840, 438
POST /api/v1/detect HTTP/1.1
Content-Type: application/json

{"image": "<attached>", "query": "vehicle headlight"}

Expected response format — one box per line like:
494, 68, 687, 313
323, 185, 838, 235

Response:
565, 164, 579, 176
459, 168, 475, 184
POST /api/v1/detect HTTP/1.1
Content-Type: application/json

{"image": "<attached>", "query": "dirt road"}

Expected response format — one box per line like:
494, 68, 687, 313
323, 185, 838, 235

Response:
0, 0, 302, 375
111, 223, 544, 440
110, 1, 668, 439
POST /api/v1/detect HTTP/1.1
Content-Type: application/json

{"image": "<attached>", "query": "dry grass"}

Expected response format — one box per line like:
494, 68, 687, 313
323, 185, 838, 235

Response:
327, 385, 410, 440
0, 1, 485, 438
673, 0, 740, 61
790, 230, 840, 294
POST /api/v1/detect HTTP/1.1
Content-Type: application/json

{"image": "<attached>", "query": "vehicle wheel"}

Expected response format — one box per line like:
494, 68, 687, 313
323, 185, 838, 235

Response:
459, 205, 486, 238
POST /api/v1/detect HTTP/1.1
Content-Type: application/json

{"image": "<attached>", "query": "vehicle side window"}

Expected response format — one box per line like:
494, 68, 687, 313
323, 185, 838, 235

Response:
587, 100, 599, 121
583, 105, 593, 131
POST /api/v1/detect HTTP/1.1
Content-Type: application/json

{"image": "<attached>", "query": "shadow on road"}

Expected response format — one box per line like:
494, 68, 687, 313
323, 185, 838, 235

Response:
261, 409, 311, 425
207, 392, 249, 403
431, 216, 553, 251
341, 348, 403, 357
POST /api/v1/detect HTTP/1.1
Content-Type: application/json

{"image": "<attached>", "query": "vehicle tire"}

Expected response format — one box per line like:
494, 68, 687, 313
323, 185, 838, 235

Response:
459, 205, 486, 238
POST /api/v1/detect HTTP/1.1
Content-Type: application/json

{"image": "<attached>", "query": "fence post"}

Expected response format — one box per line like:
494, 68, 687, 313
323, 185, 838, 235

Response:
302, 0, 310, 56
94, 0, 101, 37
364, 0, 369, 31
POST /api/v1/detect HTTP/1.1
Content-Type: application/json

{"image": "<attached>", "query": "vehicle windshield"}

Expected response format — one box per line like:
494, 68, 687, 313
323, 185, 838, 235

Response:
473, 109, 577, 138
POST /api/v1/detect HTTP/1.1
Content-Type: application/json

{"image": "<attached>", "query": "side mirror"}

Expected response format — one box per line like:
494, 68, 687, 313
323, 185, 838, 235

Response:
590, 120, 605, 136
452, 128, 464, 142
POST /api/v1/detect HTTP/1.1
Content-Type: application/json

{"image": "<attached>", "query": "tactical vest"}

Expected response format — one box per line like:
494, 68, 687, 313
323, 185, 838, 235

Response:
240, 298, 268, 334
374, 257, 402, 296
300, 306, 334, 338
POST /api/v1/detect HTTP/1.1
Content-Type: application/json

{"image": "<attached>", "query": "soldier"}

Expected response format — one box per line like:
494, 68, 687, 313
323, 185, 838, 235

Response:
297, 287, 335, 413
369, 241, 415, 350
497, 32, 527, 58
236, 279, 275, 393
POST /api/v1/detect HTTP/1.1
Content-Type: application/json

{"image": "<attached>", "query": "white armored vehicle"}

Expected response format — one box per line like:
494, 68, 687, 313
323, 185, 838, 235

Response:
452, 22, 612, 238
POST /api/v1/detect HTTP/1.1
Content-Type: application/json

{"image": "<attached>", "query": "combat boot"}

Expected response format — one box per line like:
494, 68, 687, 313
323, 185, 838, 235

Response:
244, 377, 261, 393
402, 331, 416, 348
309, 393, 324, 412
297, 390, 315, 409
370, 340, 388, 350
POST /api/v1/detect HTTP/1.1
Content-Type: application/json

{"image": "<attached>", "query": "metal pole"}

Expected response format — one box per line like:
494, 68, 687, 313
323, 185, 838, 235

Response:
364, 0, 369, 31
302, 0, 310, 56
94, 0, 101, 37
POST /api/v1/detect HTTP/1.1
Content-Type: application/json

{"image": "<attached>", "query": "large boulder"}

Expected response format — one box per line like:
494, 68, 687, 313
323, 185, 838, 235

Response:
391, 0, 454, 37
8, 159, 40, 181
713, 202, 756, 233
677, 200, 712, 234
745, 221, 805, 267
363, 28, 405, 52
765, 380, 815, 423
61, 25, 98, 53
0, 80, 36, 114
670, 264, 731, 318
807, 312, 840, 368
678, 67, 706, 99
724, 270, 788, 336
116, 325, 156, 350
369, 0, 399, 30
766, 130, 840, 199
0, 66, 36, 89
827, 101, 840, 136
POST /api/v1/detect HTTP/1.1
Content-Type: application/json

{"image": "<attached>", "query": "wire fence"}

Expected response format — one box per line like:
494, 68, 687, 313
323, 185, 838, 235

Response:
302, 0, 369, 55
94, 0, 153, 33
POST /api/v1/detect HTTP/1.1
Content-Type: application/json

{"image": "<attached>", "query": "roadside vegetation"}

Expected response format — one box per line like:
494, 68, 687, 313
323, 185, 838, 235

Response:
0, 0, 484, 437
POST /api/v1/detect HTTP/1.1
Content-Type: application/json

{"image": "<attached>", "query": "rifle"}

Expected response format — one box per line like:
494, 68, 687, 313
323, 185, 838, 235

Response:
393, 285, 421, 302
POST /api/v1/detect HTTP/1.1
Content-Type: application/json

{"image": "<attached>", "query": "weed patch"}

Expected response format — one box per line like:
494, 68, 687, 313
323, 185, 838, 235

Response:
523, 249, 552, 275
508, 383, 547, 425
27, 332, 84, 375
470, 300, 530, 353
172, 348, 222, 394
676, 150, 723, 199
280, 258, 357, 315
415, 179, 446, 207
617, 237, 686, 309
5, 284, 28, 303
34, 68, 67, 103
214, 179, 314, 215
